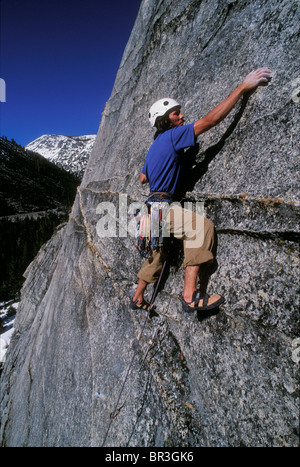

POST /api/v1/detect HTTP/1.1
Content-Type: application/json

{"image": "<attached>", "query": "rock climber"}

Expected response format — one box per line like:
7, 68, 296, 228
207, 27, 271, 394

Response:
131, 67, 271, 313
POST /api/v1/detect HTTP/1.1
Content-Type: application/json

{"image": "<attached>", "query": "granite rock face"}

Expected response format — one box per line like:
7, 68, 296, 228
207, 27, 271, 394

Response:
0, 0, 299, 447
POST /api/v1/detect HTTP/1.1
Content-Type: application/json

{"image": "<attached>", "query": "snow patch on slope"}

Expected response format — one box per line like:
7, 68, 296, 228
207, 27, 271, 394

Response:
26, 134, 96, 178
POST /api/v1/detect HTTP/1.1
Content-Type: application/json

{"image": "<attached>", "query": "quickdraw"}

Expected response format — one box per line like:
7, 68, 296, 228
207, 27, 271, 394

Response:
134, 192, 173, 257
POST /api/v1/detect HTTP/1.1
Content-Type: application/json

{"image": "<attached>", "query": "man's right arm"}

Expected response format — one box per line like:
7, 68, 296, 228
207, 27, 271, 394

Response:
139, 173, 148, 184
194, 67, 271, 137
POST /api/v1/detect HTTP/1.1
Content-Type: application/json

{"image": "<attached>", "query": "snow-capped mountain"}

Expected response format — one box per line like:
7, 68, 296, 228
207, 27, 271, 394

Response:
26, 134, 96, 178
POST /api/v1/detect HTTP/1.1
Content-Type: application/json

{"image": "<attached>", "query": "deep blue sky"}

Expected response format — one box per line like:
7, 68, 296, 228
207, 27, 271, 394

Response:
0, 0, 142, 146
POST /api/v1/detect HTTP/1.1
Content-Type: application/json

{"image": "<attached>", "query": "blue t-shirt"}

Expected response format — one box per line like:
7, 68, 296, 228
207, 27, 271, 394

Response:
142, 122, 196, 196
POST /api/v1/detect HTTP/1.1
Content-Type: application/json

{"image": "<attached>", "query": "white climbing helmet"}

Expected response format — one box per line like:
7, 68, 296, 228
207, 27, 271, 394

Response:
148, 98, 181, 127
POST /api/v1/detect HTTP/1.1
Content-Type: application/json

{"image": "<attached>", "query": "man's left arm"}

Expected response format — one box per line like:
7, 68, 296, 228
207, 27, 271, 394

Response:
193, 67, 271, 137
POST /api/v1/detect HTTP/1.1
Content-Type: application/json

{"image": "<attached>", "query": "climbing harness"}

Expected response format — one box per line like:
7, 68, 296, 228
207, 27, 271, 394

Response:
135, 192, 173, 259
101, 259, 167, 447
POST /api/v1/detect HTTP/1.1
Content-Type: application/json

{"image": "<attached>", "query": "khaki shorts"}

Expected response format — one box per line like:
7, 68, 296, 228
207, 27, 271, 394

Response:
137, 204, 215, 283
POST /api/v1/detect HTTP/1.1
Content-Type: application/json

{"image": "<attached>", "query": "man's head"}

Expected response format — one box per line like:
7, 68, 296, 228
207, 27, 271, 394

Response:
149, 98, 184, 126
149, 98, 184, 139
168, 108, 185, 128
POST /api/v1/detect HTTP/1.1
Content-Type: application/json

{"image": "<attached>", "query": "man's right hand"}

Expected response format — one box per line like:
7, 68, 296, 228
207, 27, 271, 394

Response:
139, 173, 148, 184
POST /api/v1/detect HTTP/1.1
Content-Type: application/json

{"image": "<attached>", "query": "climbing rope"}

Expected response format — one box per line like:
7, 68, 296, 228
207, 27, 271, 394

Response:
101, 259, 167, 447
73, 187, 177, 445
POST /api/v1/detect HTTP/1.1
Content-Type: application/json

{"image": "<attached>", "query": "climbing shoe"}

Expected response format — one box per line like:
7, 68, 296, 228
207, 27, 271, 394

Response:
182, 290, 225, 313
130, 298, 154, 312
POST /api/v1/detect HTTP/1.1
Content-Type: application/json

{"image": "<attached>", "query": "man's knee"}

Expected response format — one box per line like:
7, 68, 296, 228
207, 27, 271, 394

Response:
204, 217, 215, 233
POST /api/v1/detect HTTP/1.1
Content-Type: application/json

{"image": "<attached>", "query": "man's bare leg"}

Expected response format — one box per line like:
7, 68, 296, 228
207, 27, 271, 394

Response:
183, 265, 199, 303
133, 265, 222, 309
132, 278, 148, 304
